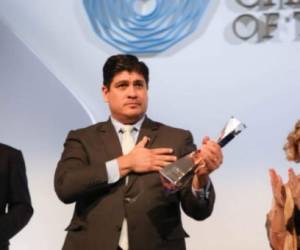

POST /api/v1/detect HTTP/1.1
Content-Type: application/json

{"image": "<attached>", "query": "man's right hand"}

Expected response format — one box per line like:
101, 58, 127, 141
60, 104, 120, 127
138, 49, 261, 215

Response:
117, 136, 177, 177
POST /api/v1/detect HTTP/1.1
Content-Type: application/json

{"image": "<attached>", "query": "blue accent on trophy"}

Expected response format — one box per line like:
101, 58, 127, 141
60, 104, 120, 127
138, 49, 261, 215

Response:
83, 0, 210, 54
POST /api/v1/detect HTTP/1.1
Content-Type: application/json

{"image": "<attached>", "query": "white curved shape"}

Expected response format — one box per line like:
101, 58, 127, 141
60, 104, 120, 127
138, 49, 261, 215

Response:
0, 0, 110, 123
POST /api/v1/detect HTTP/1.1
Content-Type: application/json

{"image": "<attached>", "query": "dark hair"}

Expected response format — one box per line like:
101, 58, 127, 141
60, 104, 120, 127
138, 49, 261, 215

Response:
103, 54, 149, 88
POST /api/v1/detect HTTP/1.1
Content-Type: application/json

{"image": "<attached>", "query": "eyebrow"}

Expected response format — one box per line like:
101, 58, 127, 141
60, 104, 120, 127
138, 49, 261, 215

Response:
133, 80, 146, 84
115, 80, 129, 85
114, 79, 146, 85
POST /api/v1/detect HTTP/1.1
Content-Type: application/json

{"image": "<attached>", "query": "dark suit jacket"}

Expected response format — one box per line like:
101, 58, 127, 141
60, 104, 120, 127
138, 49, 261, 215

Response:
55, 117, 215, 250
0, 144, 33, 250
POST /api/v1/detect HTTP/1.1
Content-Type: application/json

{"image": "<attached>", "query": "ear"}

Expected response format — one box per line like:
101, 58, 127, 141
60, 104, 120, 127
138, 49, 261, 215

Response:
102, 85, 109, 102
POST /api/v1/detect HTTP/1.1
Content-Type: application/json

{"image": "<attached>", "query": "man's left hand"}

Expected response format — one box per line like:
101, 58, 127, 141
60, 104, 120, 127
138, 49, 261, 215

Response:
192, 136, 223, 189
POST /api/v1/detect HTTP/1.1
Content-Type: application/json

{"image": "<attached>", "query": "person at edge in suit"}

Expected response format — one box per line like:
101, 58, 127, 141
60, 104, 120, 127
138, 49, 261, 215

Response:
54, 54, 223, 250
267, 120, 300, 250
0, 143, 33, 250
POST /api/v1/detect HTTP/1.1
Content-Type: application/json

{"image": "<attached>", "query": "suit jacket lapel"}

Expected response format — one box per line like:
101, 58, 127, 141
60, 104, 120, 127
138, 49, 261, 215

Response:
96, 119, 123, 161
96, 117, 160, 192
137, 117, 159, 148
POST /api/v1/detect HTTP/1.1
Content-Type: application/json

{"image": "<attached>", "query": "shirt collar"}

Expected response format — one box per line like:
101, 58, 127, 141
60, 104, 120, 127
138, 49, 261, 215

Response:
110, 115, 145, 133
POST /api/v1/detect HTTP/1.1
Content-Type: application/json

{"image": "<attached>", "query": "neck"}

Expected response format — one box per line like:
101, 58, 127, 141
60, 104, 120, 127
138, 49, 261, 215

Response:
111, 114, 144, 125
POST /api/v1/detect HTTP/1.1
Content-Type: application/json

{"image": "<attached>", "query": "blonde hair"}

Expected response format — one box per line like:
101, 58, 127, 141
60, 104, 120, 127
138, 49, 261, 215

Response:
284, 120, 300, 163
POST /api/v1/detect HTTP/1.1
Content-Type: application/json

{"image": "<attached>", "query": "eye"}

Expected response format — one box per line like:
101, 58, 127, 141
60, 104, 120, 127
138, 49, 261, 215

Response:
116, 82, 128, 89
134, 81, 146, 89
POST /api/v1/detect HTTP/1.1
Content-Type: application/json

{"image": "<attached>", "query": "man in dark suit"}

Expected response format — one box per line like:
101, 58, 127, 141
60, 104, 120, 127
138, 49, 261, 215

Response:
0, 143, 33, 250
55, 54, 223, 250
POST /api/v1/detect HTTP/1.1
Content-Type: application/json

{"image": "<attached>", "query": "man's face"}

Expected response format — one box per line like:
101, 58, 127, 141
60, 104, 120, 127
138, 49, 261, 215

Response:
102, 70, 148, 124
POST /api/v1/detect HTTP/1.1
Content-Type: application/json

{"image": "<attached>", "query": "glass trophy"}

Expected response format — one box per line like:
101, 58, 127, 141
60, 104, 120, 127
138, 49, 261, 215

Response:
159, 116, 246, 190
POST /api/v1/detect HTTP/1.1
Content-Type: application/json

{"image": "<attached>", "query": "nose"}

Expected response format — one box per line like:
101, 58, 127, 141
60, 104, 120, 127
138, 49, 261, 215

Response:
127, 85, 137, 98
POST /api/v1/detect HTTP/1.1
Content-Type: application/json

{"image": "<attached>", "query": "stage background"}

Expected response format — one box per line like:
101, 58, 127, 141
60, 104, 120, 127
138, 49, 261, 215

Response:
0, 1, 299, 249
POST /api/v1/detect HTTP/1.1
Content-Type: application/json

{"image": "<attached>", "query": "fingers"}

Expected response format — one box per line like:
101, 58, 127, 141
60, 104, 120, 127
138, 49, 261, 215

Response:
200, 139, 223, 171
288, 168, 296, 181
194, 164, 209, 176
151, 148, 174, 155
136, 136, 149, 148
202, 136, 210, 145
205, 140, 222, 158
130, 145, 177, 173
269, 168, 282, 189
152, 166, 163, 172
288, 169, 300, 209
192, 138, 223, 178
153, 160, 174, 168
269, 169, 280, 186
269, 168, 300, 209
269, 168, 277, 179
150, 148, 177, 167
192, 152, 204, 165
156, 154, 177, 162
136, 139, 174, 157
150, 154, 177, 169
205, 155, 221, 170
268, 169, 285, 207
